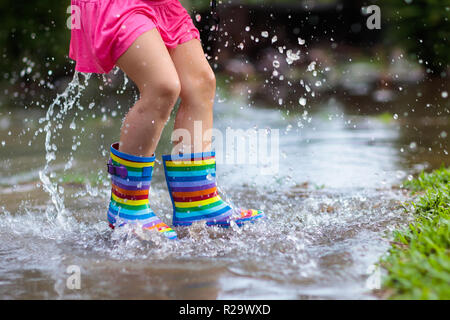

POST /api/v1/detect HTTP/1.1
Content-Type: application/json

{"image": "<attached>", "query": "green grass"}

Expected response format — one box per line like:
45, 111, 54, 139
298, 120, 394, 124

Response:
381, 167, 450, 299
58, 172, 104, 187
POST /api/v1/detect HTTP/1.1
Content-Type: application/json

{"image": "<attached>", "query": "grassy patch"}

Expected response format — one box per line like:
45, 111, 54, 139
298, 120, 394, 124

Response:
58, 172, 104, 187
403, 167, 450, 193
381, 167, 450, 299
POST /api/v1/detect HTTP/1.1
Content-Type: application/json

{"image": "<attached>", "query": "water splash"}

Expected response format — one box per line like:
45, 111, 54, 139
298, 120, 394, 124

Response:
36, 71, 91, 228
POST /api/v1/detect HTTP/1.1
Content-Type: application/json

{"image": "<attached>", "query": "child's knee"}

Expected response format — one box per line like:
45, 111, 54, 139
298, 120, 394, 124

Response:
139, 77, 181, 118
199, 69, 216, 94
181, 68, 216, 101
142, 76, 180, 102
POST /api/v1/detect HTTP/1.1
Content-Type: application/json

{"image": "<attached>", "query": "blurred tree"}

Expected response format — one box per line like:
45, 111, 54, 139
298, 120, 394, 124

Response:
0, 0, 340, 82
0, 0, 70, 82
1, 0, 448, 83
381, 0, 450, 75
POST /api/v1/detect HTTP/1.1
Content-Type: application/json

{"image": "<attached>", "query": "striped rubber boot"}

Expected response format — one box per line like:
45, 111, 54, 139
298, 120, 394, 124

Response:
107, 142, 177, 240
162, 151, 265, 227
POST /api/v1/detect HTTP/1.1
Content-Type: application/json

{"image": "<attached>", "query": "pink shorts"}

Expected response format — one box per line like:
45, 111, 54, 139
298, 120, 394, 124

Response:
69, 0, 200, 73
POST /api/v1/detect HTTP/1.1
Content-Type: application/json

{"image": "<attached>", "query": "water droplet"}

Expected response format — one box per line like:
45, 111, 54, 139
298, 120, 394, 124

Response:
307, 61, 316, 72
299, 97, 307, 106
261, 31, 269, 38
273, 60, 280, 68
286, 50, 300, 65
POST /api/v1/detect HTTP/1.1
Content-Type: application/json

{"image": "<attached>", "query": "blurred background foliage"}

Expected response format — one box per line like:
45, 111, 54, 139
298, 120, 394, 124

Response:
0, 0, 448, 87
381, 0, 450, 75
0, 1, 69, 82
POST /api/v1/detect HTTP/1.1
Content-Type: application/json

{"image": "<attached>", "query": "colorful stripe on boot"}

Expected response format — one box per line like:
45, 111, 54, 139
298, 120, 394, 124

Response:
162, 151, 265, 227
107, 142, 177, 240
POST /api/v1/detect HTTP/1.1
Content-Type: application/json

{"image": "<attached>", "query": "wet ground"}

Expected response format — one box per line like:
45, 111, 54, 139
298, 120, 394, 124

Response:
0, 74, 448, 299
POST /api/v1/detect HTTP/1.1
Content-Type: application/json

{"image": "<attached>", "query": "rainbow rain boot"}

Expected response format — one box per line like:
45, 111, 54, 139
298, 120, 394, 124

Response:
107, 143, 177, 240
162, 151, 265, 227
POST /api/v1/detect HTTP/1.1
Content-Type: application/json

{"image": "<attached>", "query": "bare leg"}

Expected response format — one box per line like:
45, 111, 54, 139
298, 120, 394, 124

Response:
162, 40, 266, 229
168, 39, 216, 153
116, 29, 181, 157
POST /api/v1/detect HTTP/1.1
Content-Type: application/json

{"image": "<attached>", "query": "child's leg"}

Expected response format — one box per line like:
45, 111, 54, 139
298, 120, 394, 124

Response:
163, 39, 265, 228
106, 29, 180, 239
116, 29, 181, 157
168, 39, 216, 153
